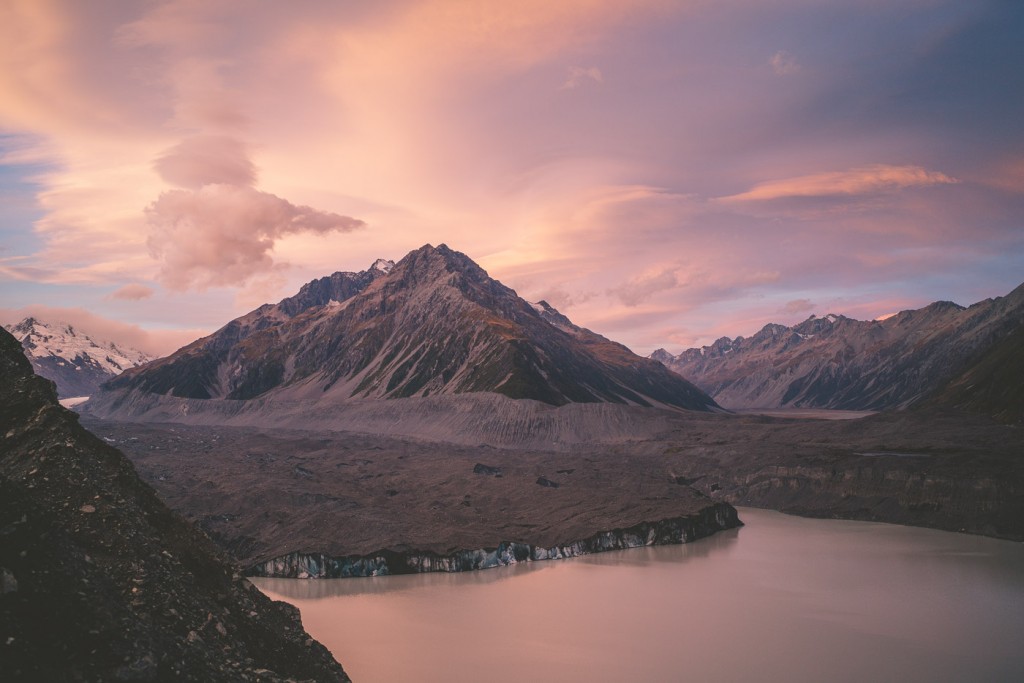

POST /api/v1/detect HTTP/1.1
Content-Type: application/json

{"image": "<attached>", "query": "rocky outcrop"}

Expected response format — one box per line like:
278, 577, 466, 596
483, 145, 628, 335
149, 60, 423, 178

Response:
473, 463, 503, 476
247, 504, 741, 579
102, 244, 717, 411
654, 282, 1024, 412
0, 328, 349, 681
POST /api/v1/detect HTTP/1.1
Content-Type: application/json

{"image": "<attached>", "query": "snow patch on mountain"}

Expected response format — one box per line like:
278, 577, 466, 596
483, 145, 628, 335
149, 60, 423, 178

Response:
4, 317, 152, 397
371, 259, 395, 274
7, 318, 150, 373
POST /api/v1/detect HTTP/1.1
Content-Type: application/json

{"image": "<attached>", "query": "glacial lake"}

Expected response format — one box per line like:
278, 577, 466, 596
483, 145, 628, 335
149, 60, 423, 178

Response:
253, 508, 1024, 682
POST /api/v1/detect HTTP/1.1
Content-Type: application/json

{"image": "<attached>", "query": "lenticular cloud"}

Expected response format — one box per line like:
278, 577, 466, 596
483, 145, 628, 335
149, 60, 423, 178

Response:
146, 184, 365, 291
147, 132, 365, 290
154, 135, 258, 189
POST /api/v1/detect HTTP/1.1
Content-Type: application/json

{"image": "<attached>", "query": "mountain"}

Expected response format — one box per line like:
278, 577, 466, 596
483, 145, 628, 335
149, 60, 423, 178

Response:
104, 244, 716, 412
653, 282, 1024, 413
926, 322, 1024, 423
3, 317, 151, 398
0, 327, 349, 681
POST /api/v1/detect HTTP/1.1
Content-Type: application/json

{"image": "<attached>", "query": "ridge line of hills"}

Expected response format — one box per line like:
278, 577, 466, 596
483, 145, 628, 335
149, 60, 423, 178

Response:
11, 243, 1023, 425
652, 282, 1024, 421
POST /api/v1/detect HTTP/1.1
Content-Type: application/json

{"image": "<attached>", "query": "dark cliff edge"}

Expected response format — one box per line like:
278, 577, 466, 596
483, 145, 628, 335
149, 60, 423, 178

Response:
0, 328, 350, 682
248, 504, 741, 579
659, 410, 1024, 541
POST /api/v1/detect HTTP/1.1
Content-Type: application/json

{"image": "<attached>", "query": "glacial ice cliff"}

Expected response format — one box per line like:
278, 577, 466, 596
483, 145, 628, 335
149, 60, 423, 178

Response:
247, 503, 741, 578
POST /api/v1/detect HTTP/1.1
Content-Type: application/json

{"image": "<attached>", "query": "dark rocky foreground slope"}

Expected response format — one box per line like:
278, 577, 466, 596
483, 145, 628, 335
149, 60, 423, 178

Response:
654, 282, 1024, 417
0, 329, 349, 682
102, 244, 715, 412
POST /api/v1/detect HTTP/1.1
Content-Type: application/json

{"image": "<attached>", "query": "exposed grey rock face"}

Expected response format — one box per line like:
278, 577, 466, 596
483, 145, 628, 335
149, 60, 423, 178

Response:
654, 282, 1024, 412
103, 244, 717, 411
248, 504, 741, 579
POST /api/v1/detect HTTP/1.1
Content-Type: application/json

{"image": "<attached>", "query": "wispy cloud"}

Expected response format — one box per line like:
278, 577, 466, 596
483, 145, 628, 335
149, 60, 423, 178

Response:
109, 283, 154, 301
155, 135, 257, 189
717, 164, 958, 202
780, 298, 814, 314
769, 50, 800, 76
608, 266, 680, 306
561, 65, 603, 90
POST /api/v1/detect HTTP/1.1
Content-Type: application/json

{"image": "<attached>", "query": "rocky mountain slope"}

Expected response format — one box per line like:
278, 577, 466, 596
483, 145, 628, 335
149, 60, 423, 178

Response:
925, 322, 1024, 423
653, 282, 1024, 413
103, 244, 716, 411
0, 328, 349, 681
4, 318, 151, 398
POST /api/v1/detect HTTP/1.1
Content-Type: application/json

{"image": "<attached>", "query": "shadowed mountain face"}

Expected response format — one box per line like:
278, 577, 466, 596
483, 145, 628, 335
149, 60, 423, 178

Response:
654, 283, 1024, 416
0, 328, 349, 681
107, 244, 716, 411
927, 322, 1024, 423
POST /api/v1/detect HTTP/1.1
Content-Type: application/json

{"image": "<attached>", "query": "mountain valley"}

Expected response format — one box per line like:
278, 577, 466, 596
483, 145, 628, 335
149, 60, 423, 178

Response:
6, 243, 1023, 679
77, 247, 1024, 573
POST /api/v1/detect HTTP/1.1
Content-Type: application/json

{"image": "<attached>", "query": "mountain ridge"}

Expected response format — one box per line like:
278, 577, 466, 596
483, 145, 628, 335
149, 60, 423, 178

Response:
653, 282, 1024, 417
104, 244, 717, 412
3, 317, 151, 398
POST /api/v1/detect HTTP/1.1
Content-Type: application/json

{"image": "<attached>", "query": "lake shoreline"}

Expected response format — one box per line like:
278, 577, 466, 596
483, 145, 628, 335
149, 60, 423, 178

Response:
253, 507, 1024, 683
246, 503, 742, 579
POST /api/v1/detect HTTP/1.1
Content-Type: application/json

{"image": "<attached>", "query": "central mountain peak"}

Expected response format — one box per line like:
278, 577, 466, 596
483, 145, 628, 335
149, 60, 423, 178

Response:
106, 245, 716, 411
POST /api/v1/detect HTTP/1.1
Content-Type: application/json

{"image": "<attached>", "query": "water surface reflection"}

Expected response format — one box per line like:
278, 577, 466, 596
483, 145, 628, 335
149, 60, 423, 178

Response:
254, 509, 1024, 683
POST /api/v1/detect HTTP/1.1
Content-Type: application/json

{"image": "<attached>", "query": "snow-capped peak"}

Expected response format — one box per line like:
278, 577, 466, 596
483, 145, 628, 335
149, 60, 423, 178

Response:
4, 317, 151, 376
370, 258, 395, 274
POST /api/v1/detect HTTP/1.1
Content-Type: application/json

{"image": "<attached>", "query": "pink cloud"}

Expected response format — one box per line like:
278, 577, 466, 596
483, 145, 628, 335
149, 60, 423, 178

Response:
155, 135, 257, 189
109, 283, 155, 300
780, 298, 814, 314
717, 164, 958, 202
561, 65, 603, 90
146, 184, 366, 291
608, 267, 681, 306
769, 50, 800, 76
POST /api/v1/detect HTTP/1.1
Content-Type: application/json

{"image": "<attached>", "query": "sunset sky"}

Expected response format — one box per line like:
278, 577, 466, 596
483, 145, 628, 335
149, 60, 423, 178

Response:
1, 0, 1022, 356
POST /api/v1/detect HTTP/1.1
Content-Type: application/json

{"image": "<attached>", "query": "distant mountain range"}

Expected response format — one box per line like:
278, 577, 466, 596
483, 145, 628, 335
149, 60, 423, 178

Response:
653, 282, 1024, 420
104, 244, 716, 412
3, 318, 151, 398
